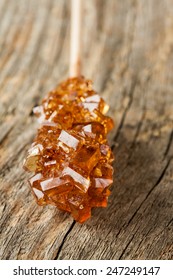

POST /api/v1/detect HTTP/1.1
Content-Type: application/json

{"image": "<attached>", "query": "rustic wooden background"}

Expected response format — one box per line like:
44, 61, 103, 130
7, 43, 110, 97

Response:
0, 0, 173, 260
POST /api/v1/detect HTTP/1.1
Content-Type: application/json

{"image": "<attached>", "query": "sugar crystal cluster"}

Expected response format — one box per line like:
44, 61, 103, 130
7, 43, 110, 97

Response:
23, 77, 114, 223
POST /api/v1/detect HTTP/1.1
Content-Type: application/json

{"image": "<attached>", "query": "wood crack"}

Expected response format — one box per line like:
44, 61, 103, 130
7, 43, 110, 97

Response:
124, 157, 172, 230
164, 129, 173, 159
113, 156, 172, 247
130, 108, 146, 151
54, 221, 76, 260
118, 234, 134, 260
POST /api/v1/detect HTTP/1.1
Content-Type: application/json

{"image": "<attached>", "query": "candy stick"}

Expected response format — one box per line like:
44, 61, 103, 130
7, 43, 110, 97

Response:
23, 0, 114, 223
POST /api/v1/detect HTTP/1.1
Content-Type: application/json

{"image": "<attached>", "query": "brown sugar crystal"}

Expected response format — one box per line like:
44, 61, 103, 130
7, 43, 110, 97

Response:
23, 76, 114, 223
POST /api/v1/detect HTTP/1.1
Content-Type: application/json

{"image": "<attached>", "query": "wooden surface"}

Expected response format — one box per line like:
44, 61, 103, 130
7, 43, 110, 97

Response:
0, 0, 173, 260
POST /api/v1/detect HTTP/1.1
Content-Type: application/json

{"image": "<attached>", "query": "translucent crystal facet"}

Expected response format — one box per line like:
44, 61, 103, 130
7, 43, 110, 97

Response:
23, 76, 114, 223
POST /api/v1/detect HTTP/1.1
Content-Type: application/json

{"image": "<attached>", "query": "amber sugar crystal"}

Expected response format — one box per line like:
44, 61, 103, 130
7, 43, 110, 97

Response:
23, 76, 114, 223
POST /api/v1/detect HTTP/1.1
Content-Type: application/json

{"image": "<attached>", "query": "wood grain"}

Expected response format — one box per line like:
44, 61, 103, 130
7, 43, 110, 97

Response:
0, 0, 173, 260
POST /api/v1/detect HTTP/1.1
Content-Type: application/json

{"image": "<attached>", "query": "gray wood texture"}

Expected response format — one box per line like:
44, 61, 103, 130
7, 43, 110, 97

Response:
0, 0, 173, 260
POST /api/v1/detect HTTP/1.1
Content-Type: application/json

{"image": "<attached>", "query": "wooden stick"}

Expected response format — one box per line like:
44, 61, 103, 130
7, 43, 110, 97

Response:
69, 0, 82, 77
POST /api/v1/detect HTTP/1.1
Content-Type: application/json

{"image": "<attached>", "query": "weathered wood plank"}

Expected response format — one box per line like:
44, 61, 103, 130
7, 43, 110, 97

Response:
0, 0, 173, 260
